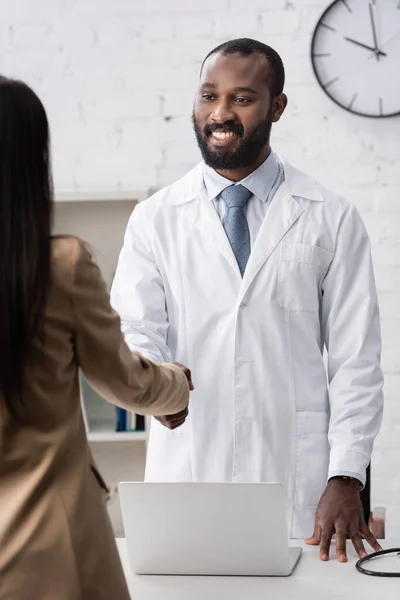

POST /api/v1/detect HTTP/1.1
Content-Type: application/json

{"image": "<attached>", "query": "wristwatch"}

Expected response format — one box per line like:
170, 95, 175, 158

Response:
331, 475, 363, 490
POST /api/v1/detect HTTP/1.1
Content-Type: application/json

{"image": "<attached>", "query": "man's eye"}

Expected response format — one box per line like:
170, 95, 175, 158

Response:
234, 97, 251, 104
202, 94, 215, 101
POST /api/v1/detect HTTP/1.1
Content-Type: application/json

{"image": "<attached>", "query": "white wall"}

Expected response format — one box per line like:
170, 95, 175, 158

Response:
53, 200, 137, 286
3, 0, 400, 534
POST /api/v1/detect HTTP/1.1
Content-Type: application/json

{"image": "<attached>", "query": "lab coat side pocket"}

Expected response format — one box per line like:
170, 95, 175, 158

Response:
294, 411, 329, 507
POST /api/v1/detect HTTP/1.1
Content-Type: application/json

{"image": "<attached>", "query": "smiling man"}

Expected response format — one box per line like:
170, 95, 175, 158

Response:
111, 39, 384, 562
192, 46, 282, 185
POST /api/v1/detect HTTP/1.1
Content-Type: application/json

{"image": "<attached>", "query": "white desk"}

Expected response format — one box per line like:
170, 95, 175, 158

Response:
116, 538, 399, 599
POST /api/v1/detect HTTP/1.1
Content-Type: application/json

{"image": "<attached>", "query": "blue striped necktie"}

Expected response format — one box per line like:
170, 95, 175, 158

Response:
220, 184, 252, 277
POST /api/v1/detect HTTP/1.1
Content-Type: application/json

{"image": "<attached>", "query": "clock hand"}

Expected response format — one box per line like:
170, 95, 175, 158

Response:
369, 2, 380, 61
369, 27, 400, 59
378, 27, 400, 50
344, 37, 387, 56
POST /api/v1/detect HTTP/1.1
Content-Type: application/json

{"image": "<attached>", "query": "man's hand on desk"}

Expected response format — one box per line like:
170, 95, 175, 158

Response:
154, 362, 194, 430
305, 477, 382, 562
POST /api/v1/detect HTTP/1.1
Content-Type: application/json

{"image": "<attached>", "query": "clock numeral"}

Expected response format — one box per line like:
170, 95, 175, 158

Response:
379, 98, 383, 117
348, 93, 358, 110
341, 0, 352, 12
323, 76, 340, 89
320, 23, 337, 32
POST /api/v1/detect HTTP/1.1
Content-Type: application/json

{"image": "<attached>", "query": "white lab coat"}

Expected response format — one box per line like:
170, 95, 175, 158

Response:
111, 159, 383, 538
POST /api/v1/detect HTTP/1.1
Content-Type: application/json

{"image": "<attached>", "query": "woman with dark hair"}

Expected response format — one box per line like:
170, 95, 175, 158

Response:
0, 77, 191, 600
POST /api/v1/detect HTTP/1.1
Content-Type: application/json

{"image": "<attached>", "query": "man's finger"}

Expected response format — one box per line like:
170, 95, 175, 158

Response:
161, 408, 188, 423
305, 523, 321, 545
167, 420, 186, 430
361, 525, 383, 552
166, 416, 187, 429
305, 535, 319, 546
168, 414, 188, 428
350, 532, 368, 559
173, 362, 195, 390
320, 527, 334, 561
154, 409, 188, 429
185, 369, 194, 391
335, 526, 348, 562
170, 407, 188, 419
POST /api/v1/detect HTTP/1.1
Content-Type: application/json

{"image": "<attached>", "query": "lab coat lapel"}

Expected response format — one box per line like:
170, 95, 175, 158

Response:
188, 188, 242, 277
172, 161, 309, 285
239, 181, 304, 302
172, 163, 242, 277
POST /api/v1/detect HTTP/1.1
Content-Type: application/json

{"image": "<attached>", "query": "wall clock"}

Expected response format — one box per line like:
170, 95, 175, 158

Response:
311, 0, 400, 117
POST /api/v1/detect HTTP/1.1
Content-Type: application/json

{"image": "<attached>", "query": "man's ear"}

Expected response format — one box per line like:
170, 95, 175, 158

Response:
272, 93, 288, 123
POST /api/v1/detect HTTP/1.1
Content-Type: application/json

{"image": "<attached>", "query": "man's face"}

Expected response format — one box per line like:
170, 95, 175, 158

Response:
193, 52, 274, 171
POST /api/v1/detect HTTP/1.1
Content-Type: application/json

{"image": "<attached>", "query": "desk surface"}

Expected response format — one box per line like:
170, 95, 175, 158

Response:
116, 538, 400, 600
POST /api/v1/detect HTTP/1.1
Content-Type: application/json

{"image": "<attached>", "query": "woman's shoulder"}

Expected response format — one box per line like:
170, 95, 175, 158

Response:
51, 236, 91, 284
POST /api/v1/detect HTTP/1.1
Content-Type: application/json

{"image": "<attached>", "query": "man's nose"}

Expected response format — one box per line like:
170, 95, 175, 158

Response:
210, 99, 235, 123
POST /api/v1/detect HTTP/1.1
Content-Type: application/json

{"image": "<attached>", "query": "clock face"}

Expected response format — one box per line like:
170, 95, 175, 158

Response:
311, 0, 400, 117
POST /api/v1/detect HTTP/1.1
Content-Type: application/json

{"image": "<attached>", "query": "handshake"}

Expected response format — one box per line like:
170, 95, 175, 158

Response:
155, 362, 194, 430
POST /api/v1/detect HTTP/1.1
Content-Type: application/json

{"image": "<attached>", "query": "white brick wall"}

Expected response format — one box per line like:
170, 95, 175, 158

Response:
2, 0, 399, 534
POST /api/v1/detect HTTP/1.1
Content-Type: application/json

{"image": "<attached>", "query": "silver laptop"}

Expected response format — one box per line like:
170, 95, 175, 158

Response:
119, 482, 302, 576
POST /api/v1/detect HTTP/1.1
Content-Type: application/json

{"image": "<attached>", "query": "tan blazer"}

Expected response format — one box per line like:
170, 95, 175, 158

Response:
0, 237, 189, 600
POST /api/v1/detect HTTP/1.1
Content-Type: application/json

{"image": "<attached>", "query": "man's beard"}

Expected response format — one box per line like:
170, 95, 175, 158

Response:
192, 109, 272, 171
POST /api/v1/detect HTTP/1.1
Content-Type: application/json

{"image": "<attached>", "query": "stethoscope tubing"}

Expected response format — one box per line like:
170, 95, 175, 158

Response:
356, 548, 400, 577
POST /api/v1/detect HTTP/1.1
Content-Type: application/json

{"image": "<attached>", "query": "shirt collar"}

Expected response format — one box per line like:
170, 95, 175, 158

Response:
203, 151, 281, 203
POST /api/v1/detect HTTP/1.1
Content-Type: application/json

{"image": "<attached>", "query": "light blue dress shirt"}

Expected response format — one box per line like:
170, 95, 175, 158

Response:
203, 151, 284, 247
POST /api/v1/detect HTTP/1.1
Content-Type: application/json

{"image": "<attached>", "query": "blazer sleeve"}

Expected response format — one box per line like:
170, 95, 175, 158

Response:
70, 240, 189, 416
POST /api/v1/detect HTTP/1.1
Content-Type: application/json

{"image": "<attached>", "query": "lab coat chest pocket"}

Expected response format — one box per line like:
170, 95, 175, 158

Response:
294, 411, 329, 506
277, 243, 333, 312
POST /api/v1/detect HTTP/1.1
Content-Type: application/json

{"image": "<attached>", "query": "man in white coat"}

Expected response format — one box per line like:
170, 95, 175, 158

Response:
111, 38, 384, 561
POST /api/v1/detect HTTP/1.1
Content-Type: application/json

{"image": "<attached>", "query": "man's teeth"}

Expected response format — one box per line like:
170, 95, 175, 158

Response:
212, 131, 235, 140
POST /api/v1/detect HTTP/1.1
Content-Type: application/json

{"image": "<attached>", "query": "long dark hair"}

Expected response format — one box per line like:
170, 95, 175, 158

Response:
0, 77, 53, 419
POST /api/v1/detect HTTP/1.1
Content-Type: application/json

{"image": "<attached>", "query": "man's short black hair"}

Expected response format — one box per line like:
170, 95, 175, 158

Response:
201, 38, 285, 99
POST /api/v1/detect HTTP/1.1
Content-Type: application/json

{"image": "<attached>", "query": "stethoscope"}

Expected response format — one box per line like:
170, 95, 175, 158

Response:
356, 548, 400, 577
